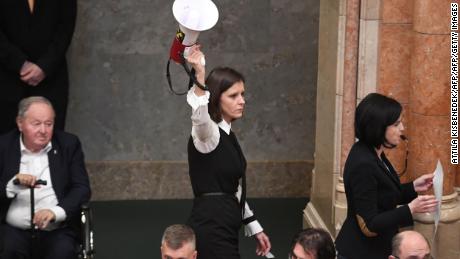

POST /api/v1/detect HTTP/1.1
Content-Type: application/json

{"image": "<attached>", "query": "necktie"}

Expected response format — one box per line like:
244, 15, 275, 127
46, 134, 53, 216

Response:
28, 0, 34, 13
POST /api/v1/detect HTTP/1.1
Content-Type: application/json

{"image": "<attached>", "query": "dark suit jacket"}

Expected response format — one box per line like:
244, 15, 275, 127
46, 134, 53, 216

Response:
0, 129, 91, 226
335, 141, 417, 259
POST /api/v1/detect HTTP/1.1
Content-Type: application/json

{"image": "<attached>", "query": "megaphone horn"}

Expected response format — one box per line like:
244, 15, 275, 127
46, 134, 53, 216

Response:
166, 0, 219, 94
170, 0, 218, 64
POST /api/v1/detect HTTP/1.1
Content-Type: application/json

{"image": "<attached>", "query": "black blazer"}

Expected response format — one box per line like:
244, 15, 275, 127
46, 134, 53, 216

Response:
0, 0, 76, 100
335, 141, 417, 259
0, 129, 91, 225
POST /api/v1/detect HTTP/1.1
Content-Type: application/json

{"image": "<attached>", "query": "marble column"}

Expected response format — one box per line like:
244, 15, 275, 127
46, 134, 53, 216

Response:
332, 0, 347, 235
327, 0, 360, 236
340, 0, 360, 169
456, 165, 460, 194
333, 0, 383, 235
409, 0, 460, 258
335, 0, 361, 236
307, 0, 363, 235
303, 0, 341, 234
377, 0, 413, 182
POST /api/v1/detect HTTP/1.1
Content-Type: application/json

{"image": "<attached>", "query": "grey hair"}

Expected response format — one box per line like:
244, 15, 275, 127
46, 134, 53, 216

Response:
392, 231, 430, 257
161, 224, 195, 250
17, 96, 54, 119
391, 232, 404, 257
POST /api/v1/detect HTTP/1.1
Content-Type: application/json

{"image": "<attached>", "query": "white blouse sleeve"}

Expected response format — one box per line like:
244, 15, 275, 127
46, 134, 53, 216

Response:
187, 86, 220, 153
235, 185, 264, 236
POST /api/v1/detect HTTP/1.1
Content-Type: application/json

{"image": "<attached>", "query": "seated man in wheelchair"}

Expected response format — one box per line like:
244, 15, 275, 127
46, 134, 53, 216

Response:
0, 96, 91, 259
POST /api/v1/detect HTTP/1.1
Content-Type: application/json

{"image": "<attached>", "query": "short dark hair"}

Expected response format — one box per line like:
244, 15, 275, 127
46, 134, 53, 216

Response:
290, 228, 335, 259
355, 93, 402, 148
161, 224, 195, 250
206, 67, 245, 123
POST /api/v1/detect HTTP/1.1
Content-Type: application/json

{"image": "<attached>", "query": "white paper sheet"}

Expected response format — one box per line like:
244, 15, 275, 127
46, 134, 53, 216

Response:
265, 252, 275, 258
432, 159, 444, 235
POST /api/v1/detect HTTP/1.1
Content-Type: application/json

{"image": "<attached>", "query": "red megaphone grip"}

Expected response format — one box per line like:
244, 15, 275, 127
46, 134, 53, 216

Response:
170, 36, 186, 64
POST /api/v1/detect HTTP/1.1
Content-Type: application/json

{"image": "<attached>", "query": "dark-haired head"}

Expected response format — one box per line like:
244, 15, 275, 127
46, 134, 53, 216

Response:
355, 93, 402, 149
206, 67, 245, 123
289, 228, 336, 259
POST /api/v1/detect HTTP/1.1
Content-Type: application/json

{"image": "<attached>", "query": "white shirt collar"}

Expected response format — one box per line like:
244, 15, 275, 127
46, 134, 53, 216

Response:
20, 134, 52, 154
218, 120, 231, 135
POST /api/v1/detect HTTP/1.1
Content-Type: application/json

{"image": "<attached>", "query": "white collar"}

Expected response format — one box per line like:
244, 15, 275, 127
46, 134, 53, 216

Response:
218, 120, 231, 135
20, 134, 52, 154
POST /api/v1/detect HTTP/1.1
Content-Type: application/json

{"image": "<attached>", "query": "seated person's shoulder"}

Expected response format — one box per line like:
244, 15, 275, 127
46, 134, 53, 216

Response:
0, 129, 20, 149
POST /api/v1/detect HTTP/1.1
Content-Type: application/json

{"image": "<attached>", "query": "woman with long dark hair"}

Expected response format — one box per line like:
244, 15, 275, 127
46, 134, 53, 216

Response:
335, 93, 438, 259
184, 46, 271, 258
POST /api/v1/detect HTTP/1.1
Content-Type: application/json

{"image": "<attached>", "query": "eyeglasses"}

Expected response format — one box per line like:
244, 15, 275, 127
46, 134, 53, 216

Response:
392, 254, 433, 259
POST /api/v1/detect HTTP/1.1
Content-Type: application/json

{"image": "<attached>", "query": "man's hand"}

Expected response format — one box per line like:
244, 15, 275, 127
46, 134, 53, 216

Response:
20, 61, 46, 86
255, 231, 271, 257
34, 209, 56, 229
14, 173, 37, 187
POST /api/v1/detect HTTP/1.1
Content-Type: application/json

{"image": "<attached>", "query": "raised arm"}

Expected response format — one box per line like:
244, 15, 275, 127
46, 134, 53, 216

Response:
185, 46, 219, 153
185, 45, 206, 97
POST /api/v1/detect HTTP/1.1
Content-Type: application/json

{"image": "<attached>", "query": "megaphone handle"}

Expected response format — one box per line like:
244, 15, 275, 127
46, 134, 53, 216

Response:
166, 59, 188, 95
165, 56, 208, 96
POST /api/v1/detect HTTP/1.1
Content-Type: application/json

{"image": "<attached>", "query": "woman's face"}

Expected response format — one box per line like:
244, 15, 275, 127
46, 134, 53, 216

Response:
385, 115, 404, 146
220, 81, 245, 123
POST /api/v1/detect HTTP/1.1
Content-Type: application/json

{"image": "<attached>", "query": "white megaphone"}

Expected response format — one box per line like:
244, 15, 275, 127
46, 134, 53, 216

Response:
169, 0, 219, 65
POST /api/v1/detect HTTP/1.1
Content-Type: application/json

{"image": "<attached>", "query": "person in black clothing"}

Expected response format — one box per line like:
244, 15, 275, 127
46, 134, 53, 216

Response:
335, 93, 438, 259
0, 0, 77, 134
184, 45, 271, 259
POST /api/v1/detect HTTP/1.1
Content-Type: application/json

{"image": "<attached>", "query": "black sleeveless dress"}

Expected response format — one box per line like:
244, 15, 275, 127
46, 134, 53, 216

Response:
187, 128, 246, 259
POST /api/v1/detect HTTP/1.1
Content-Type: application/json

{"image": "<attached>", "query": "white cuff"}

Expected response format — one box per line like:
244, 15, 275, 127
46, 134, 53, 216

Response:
49, 206, 67, 222
187, 86, 210, 111
6, 177, 23, 198
244, 220, 263, 237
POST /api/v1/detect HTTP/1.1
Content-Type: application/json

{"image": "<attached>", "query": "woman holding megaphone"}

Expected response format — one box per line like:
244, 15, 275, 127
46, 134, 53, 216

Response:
184, 45, 272, 259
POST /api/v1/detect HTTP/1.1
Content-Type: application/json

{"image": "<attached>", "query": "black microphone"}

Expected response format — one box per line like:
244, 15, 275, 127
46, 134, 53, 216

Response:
398, 135, 409, 177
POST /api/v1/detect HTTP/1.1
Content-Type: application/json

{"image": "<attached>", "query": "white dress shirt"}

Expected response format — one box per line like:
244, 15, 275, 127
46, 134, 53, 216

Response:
187, 86, 263, 236
5, 137, 66, 230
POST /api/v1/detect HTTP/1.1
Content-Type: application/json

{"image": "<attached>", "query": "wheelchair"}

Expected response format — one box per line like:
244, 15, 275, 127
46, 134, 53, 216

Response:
78, 203, 95, 259
1, 179, 95, 259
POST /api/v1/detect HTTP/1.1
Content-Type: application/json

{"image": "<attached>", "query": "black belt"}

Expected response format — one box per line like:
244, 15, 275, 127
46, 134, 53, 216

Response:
196, 192, 234, 197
